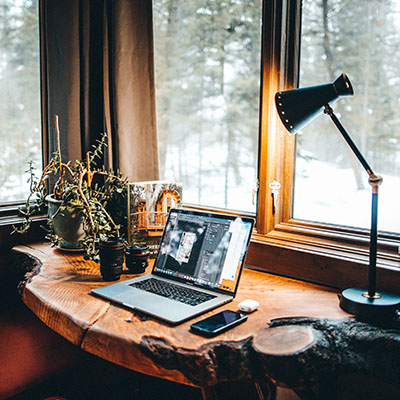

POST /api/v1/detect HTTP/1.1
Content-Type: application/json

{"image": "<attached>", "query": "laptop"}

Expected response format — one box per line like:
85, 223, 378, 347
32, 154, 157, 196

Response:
91, 208, 254, 324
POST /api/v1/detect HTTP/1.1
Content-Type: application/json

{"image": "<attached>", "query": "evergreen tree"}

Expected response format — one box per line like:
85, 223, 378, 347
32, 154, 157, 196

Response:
153, 0, 261, 210
0, 0, 41, 201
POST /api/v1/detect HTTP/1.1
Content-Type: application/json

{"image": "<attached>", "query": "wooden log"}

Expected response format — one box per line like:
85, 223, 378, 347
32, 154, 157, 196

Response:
5, 249, 42, 296
252, 317, 400, 391
138, 335, 254, 387
252, 325, 329, 390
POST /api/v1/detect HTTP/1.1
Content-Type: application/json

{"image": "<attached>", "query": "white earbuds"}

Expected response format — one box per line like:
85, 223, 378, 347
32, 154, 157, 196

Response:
238, 299, 259, 313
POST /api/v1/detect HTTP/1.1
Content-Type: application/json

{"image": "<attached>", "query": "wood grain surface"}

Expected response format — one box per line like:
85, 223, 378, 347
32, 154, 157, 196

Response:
15, 243, 352, 389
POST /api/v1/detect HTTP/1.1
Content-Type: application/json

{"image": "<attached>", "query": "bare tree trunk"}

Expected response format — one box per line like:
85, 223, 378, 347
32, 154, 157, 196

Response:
198, 127, 203, 204
356, 1, 373, 190
322, 0, 335, 82
158, 0, 178, 175
322, 0, 364, 189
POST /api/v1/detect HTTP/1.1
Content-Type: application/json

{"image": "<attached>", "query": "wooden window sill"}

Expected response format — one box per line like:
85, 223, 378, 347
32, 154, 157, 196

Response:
246, 229, 400, 295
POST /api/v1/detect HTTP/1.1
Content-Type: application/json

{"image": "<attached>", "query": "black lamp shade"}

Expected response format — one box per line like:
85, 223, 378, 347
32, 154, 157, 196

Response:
275, 73, 354, 134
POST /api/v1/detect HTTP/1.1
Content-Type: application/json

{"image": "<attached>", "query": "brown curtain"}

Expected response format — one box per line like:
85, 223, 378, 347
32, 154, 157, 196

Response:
41, 0, 159, 181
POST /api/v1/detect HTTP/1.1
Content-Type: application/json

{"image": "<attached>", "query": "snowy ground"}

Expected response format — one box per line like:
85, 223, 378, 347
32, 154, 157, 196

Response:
183, 158, 400, 234
294, 158, 400, 233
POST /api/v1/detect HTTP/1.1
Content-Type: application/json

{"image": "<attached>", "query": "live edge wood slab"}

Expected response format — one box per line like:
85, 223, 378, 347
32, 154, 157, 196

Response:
12, 243, 400, 397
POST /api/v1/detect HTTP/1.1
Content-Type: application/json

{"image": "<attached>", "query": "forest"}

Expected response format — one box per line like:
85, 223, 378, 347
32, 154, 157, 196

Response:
296, 0, 400, 231
153, 0, 261, 212
2, 0, 399, 231
0, 0, 41, 203
299, 0, 400, 184
154, 0, 400, 232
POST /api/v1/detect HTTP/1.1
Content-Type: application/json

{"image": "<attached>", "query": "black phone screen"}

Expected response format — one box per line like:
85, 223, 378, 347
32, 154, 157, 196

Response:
190, 310, 247, 336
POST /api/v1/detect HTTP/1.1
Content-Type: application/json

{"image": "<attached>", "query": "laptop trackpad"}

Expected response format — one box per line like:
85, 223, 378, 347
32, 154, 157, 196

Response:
118, 286, 167, 309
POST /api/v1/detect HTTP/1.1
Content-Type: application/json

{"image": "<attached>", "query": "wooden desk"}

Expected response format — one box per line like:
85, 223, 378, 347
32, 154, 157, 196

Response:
14, 243, 400, 399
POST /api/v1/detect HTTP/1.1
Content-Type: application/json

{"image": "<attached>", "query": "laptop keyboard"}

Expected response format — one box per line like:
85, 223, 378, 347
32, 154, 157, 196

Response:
129, 278, 216, 306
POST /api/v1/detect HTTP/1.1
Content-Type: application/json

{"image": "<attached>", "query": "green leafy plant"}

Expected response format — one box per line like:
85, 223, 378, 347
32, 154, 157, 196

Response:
13, 116, 127, 260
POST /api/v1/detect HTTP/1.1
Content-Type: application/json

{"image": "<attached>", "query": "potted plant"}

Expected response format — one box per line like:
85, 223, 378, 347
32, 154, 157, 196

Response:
13, 116, 127, 260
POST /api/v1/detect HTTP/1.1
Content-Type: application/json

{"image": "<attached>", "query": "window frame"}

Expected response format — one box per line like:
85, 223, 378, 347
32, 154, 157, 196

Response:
251, 0, 400, 294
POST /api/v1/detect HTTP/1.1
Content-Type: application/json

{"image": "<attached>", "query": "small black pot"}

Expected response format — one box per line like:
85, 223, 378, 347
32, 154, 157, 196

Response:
99, 237, 124, 281
125, 243, 150, 274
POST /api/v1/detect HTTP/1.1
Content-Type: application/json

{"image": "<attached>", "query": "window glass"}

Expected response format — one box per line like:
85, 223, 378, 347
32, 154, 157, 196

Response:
296, 0, 400, 233
153, 0, 262, 213
0, 0, 41, 203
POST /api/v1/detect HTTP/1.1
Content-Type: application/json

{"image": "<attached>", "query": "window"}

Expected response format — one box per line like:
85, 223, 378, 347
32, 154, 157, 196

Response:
153, 0, 262, 213
0, 0, 42, 205
152, 0, 399, 290
295, 0, 400, 234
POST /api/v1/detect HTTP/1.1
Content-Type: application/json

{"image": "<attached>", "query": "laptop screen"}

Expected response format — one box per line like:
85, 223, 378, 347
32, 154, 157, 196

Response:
153, 209, 254, 295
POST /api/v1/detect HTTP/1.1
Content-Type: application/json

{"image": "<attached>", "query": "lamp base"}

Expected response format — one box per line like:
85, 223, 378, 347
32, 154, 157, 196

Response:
339, 288, 400, 320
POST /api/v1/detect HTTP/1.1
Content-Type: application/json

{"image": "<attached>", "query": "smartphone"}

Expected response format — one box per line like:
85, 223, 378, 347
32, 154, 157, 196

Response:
190, 310, 248, 337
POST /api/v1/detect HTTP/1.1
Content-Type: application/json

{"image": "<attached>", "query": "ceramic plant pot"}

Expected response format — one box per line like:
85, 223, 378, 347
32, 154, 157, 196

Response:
46, 194, 85, 249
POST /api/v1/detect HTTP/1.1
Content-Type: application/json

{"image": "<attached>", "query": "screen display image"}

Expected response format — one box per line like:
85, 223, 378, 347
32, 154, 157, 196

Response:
154, 210, 253, 293
176, 232, 197, 263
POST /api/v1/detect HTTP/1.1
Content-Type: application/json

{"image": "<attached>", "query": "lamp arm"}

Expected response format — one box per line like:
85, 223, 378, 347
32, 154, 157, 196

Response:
324, 104, 383, 299
324, 105, 374, 176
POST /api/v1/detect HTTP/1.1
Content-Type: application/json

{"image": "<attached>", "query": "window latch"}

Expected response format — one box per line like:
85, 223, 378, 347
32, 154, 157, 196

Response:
269, 180, 281, 214
252, 180, 260, 205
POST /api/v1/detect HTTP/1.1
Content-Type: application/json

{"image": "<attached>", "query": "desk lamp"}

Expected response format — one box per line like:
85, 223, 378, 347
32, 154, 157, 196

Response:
275, 73, 400, 320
